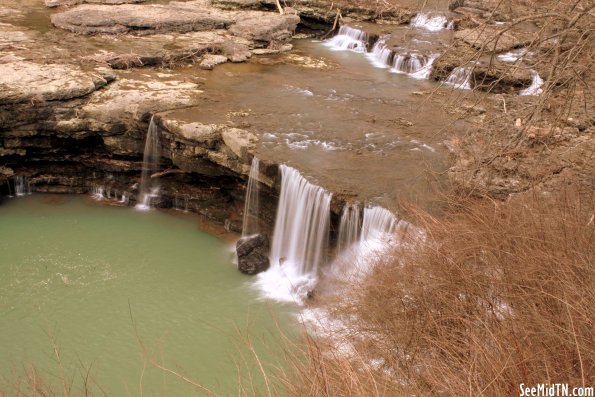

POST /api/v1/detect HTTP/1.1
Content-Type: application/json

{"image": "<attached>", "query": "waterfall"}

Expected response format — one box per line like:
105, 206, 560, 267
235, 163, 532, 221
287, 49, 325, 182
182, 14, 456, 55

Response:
367, 41, 437, 79
360, 206, 398, 242
337, 203, 360, 253
14, 176, 31, 197
445, 67, 472, 90
328, 205, 399, 281
242, 157, 260, 237
367, 39, 394, 68
392, 52, 438, 79
520, 70, 543, 96
92, 186, 105, 200
325, 25, 368, 53
256, 165, 331, 303
410, 13, 451, 32
136, 117, 161, 210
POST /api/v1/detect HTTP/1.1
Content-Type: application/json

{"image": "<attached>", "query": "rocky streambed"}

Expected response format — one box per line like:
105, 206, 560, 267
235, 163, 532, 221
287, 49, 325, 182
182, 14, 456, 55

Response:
1, 0, 593, 237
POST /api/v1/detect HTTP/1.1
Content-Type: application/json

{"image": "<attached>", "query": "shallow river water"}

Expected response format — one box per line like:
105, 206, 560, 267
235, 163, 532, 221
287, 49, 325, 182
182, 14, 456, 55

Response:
0, 195, 295, 396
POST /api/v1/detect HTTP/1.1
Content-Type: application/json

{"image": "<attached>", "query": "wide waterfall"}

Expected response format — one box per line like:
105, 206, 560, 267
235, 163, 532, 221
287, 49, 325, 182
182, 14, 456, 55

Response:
136, 117, 161, 210
14, 176, 31, 197
325, 25, 368, 53
410, 13, 452, 32
242, 157, 260, 237
337, 203, 360, 253
445, 66, 472, 90
256, 165, 331, 303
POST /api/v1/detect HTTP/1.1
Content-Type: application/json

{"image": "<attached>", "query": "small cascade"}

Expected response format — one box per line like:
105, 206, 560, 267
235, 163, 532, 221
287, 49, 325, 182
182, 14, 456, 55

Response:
337, 203, 360, 253
242, 157, 260, 237
520, 71, 543, 96
136, 117, 161, 210
92, 186, 105, 200
445, 66, 472, 90
392, 52, 438, 79
256, 165, 331, 303
325, 25, 368, 53
328, 205, 399, 281
497, 48, 532, 62
367, 39, 393, 68
14, 176, 31, 197
119, 193, 129, 204
410, 13, 452, 32
360, 206, 398, 242
367, 41, 436, 79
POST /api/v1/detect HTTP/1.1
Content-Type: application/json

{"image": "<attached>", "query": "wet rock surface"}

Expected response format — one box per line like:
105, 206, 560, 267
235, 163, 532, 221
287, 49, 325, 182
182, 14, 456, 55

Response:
236, 234, 270, 274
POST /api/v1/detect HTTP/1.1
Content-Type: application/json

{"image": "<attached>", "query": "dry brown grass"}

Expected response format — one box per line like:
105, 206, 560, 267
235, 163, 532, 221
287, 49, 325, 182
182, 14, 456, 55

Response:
280, 190, 594, 396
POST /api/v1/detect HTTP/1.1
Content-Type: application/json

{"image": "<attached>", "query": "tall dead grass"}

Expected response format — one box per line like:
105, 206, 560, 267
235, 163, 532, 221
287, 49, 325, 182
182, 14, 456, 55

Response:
280, 191, 594, 396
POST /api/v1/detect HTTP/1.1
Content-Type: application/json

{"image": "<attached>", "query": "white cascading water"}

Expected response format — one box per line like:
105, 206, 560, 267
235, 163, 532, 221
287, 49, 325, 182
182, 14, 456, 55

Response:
256, 165, 331, 303
92, 186, 105, 200
445, 66, 472, 90
14, 176, 31, 197
136, 116, 161, 210
392, 52, 438, 79
520, 70, 544, 96
410, 13, 452, 32
497, 48, 532, 63
367, 40, 437, 79
242, 157, 260, 237
360, 206, 397, 242
325, 25, 368, 53
328, 205, 400, 280
367, 39, 393, 68
337, 203, 360, 253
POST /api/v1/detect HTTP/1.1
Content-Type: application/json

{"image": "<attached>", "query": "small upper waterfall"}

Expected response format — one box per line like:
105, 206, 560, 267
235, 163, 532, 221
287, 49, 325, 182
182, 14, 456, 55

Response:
520, 71, 544, 96
445, 66, 472, 90
325, 25, 368, 53
337, 203, 360, 253
242, 157, 260, 237
410, 13, 452, 32
256, 165, 331, 303
14, 176, 31, 197
136, 117, 161, 210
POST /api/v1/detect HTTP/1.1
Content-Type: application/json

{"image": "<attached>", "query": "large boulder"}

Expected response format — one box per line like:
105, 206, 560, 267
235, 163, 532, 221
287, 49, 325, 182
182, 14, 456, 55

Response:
51, 3, 232, 35
236, 234, 270, 275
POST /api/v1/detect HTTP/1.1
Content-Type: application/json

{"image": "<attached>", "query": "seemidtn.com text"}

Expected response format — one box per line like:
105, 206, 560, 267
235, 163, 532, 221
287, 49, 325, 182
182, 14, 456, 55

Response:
520, 384, 594, 397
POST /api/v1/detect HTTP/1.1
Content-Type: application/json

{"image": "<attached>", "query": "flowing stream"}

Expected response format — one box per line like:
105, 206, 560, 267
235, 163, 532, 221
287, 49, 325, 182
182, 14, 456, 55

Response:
0, 195, 295, 395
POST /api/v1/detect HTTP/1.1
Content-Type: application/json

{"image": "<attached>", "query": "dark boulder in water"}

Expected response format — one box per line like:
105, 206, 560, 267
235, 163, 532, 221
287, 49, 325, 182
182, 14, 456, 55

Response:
237, 233, 270, 275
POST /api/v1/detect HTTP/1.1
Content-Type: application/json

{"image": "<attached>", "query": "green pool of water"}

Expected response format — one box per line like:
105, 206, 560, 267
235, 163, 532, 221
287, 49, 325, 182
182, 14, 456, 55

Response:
0, 195, 295, 396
